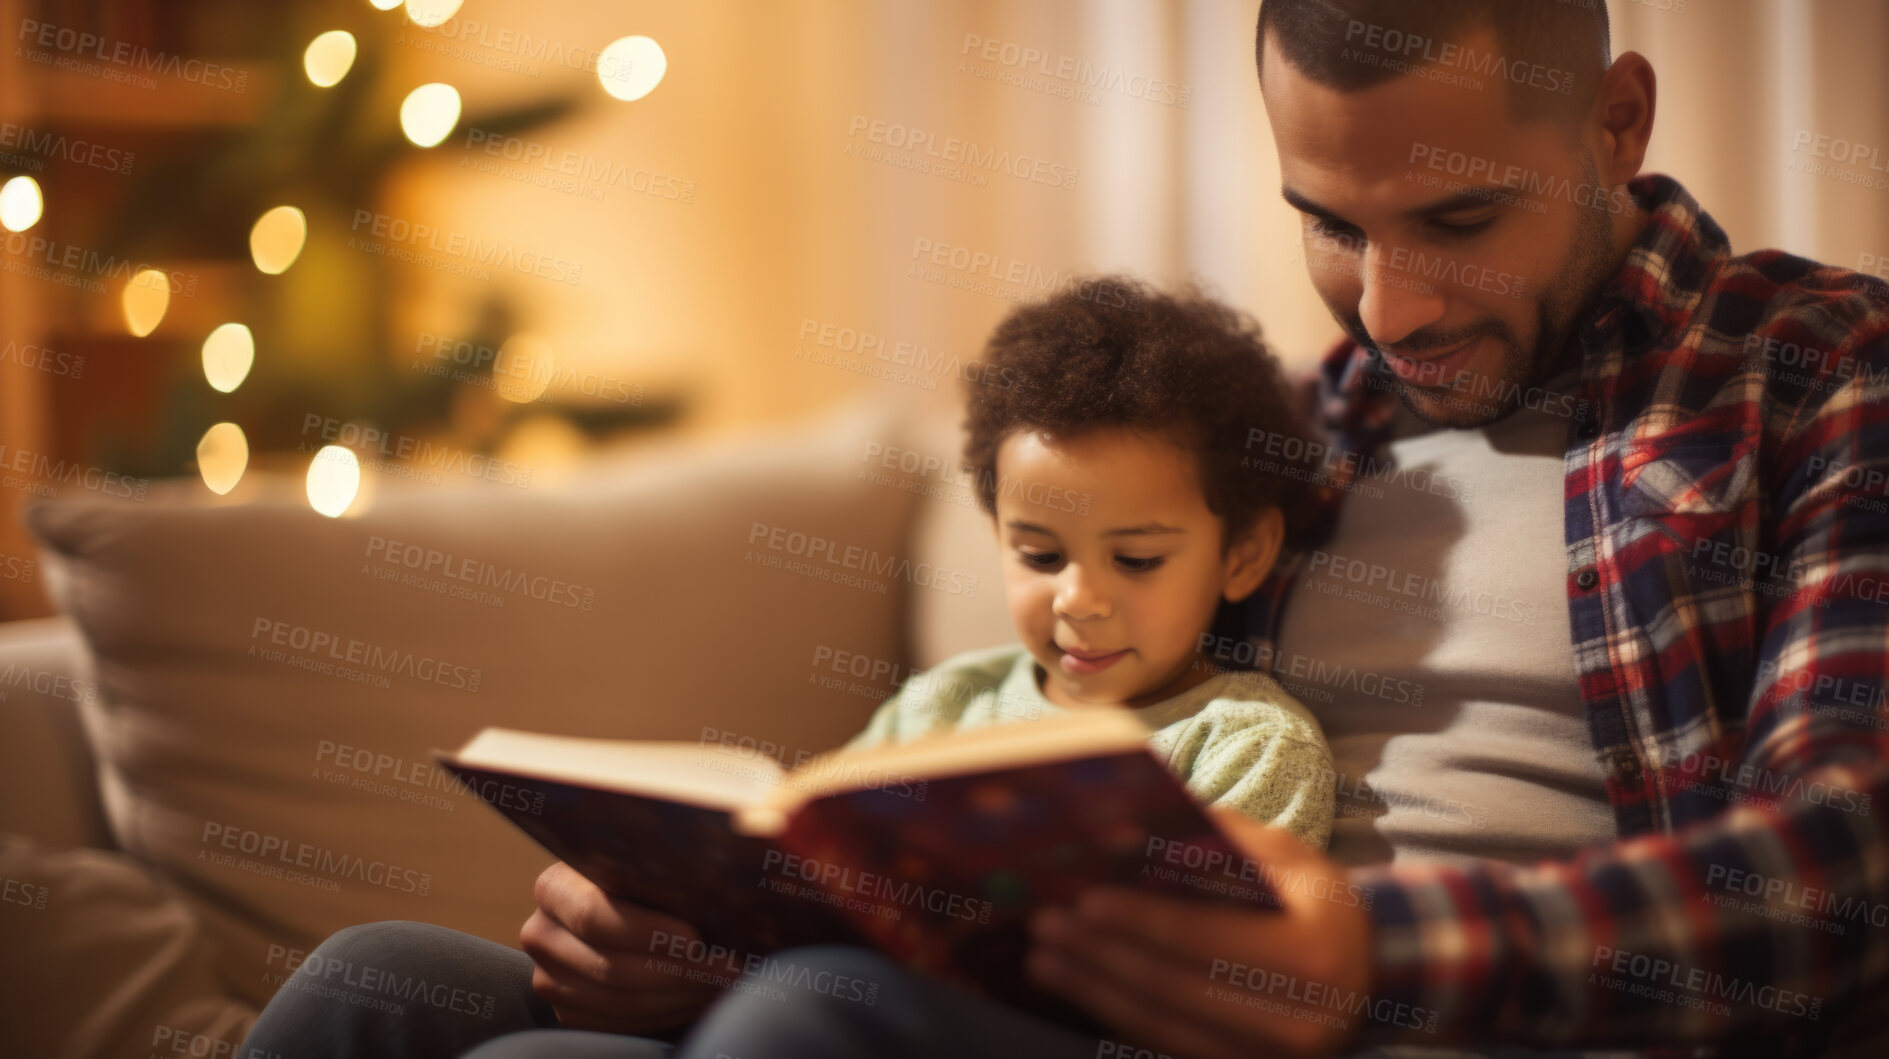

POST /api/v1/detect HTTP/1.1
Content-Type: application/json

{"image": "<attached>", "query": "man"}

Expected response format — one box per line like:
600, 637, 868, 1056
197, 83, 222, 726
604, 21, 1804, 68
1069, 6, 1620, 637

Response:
1025, 2, 1889, 1054
241, 2, 1889, 1056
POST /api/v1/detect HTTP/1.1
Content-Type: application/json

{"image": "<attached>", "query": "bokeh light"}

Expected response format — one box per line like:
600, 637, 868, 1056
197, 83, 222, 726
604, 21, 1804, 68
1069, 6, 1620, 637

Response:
303, 31, 358, 88
306, 446, 362, 518
400, 83, 462, 148
494, 335, 554, 403
202, 323, 256, 393
121, 269, 171, 337
249, 206, 308, 275
368, 0, 402, 10
498, 414, 585, 487
196, 423, 249, 495
598, 36, 667, 102
405, 0, 465, 29
0, 176, 42, 231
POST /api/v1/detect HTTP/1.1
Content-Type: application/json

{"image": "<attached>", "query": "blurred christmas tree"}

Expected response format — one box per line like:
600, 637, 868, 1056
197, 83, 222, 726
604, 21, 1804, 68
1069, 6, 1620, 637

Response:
25, 0, 680, 481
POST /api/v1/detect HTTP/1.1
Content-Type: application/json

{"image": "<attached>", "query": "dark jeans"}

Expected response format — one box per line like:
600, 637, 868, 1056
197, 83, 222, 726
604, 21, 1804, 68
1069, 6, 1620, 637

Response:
238, 921, 1638, 1059
237, 921, 1108, 1059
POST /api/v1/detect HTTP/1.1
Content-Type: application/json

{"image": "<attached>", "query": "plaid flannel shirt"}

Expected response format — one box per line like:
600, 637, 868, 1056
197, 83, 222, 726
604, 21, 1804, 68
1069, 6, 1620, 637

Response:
1228, 175, 1889, 1053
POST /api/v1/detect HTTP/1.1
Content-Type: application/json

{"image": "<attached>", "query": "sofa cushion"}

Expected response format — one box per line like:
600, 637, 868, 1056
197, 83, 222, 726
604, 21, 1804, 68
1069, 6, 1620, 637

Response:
897, 406, 1017, 669
0, 835, 257, 1059
25, 404, 918, 1012
0, 616, 110, 850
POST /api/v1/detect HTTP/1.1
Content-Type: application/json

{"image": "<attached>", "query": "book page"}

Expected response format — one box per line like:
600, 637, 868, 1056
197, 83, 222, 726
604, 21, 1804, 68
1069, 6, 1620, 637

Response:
444, 728, 785, 809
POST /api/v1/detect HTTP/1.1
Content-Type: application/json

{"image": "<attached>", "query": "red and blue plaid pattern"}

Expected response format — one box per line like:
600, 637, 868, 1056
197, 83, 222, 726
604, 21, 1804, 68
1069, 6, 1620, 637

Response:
1234, 175, 1889, 1052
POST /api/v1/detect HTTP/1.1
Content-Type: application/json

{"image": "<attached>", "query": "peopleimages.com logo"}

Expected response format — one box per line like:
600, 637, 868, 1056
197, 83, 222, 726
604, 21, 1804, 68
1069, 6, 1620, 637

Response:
250, 617, 484, 693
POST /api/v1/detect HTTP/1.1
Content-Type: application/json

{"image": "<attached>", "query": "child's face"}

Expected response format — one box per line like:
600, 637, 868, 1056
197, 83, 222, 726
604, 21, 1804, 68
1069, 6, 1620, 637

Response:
992, 428, 1282, 710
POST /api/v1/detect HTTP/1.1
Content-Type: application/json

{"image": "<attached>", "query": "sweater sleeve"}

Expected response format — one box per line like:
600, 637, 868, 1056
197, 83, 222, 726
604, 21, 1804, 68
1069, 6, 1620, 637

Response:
1161, 695, 1337, 851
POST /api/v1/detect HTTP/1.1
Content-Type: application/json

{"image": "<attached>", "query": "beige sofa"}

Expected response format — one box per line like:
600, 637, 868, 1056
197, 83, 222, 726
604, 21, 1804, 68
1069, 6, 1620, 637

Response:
0, 399, 1012, 1058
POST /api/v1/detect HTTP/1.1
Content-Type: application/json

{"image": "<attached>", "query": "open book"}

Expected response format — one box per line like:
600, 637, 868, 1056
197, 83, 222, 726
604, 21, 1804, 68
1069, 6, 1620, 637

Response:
437, 709, 1278, 1027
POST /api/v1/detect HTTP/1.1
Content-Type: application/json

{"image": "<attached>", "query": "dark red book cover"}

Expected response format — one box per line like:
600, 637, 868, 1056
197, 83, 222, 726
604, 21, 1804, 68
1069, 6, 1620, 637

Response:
440, 745, 1277, 1029
438, 761, 866, 953
769, 748, 1279, 1020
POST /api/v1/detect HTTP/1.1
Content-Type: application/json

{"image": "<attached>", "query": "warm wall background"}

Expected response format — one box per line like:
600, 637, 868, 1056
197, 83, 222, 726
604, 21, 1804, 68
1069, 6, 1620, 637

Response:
3, 0, 1887, 620
373, 0, 1889, 425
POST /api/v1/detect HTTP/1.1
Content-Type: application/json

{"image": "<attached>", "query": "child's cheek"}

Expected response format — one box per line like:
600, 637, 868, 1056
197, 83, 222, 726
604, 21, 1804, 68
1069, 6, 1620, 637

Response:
1004, 569, 1053, 641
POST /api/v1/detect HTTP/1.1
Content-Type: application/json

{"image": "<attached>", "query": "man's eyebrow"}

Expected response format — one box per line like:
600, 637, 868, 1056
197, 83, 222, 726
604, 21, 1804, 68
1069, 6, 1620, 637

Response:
1282, 185, 1520, 227
1282, 186, 1351, 227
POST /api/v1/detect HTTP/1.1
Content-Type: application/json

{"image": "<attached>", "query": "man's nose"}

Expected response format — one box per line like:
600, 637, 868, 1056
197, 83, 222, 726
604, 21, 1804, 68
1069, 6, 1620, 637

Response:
1357, 243, 1448, 349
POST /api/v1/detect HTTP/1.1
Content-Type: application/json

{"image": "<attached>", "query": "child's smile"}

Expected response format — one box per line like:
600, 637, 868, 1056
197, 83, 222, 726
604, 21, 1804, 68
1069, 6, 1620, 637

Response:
993, 427, 1282, 711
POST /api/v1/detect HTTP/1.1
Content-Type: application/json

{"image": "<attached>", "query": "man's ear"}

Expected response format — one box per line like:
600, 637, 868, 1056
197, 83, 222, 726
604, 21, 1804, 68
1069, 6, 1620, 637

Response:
1593, 50, 1656, 188
1222, 507, 1285, 604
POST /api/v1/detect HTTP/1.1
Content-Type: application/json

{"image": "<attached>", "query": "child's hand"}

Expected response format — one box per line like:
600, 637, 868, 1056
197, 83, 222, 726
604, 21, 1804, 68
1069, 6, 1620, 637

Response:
1026, 810, 1374, 1058
520, 861, 721, 1033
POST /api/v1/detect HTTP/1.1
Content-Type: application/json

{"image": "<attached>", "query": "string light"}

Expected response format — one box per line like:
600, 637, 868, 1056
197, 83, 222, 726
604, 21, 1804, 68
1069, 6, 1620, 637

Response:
306, 446, 362, 517
304, 30, 358, 87
598, 36, 667, 101
0, 176, 43, 231
249, 205, 307, 275
202, 323, 256, 393
196, 423, 249, 495
400, 83, 462, 147
122, 269, 170, 336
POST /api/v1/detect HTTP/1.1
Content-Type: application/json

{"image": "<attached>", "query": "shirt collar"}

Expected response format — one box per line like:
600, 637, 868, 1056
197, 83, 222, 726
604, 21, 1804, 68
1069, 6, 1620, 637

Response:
1587, 173, 1731, 351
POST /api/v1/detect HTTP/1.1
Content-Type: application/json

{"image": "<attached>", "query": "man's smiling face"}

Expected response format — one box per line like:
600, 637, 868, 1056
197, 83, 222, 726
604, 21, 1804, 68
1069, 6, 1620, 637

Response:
1260, 26, 1631, 427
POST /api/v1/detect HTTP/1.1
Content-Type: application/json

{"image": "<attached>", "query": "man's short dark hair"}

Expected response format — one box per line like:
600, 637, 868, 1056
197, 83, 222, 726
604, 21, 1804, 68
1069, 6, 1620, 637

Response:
1256, 0, 1611, 122
962, 276, 1320, 549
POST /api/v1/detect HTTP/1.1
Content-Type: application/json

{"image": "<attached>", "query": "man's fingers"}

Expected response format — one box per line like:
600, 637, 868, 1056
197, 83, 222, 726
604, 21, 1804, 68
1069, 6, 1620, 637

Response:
520, 908, 619, 986
1066, 819, 1351, 972
533, 862, 701, 950
1027, 943, 1253, 1059
528, 961, 708, 1013
520, 862, 723, 1035
1034, 900, 1284, 1040
519, 908, 706, 991
1033, 823, 1374, 1059
1036, 898, 1346, 1057
1210, 809, 1318, 865
1068, 888, 1290, 970
1034, 902, 1212, 998
534, 863, 640, 947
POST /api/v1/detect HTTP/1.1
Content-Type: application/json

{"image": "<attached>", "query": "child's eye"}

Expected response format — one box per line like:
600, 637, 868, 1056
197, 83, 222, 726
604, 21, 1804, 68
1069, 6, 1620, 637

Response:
1018, 550, 1061, 569
1115, 555, 1165, 573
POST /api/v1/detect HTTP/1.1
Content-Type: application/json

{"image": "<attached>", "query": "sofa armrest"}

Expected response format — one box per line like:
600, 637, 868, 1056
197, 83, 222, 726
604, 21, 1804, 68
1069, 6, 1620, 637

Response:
0, 615, 111, 851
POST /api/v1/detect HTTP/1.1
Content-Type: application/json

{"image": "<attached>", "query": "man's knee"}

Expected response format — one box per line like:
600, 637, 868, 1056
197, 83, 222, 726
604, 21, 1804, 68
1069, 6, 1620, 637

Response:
290, 920, 533, 1003
243, 920, 547, 1057
686, 945, 900, 1052
771, 944, 898, 980
321, 919, 465, 955
464, 1029, 675, 1058
753, 944, 896, 1005
295, 920, 460, 977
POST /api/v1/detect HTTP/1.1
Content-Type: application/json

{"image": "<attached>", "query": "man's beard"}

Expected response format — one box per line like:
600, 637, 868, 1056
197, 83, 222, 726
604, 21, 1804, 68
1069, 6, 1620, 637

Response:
1346, 156, 1622, 429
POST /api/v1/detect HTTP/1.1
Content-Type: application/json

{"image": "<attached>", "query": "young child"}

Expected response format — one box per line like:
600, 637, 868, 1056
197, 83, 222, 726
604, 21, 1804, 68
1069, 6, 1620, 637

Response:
233, 278, 1338, 1059
845, 277, 1335, 848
